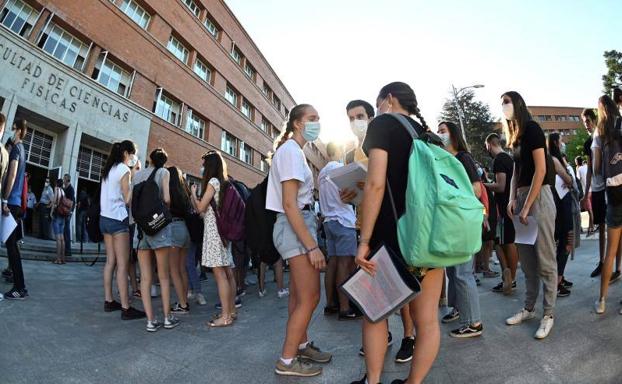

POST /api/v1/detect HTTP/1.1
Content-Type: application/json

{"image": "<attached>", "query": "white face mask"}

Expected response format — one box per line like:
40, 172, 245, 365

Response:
437, 132, 451, 147
502, 103, 514, 120
127, 154, 138, 168
350, 119, 368, 140
377, 98, 390, 116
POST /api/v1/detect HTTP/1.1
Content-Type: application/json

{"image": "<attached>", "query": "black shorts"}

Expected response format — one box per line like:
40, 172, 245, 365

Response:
497, 215, 516, 245
483, 216, 498, 242
592, 190, 606, 226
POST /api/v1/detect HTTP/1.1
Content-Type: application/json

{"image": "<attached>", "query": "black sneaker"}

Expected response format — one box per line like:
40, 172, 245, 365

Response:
395, 337, 415, 363
442, 308, 460, 323
610, 271, 621, 284
324, 306, 339, 315
4, 288, 26, 300
391, 380, 406, 384
338, 309, 362, 321
561, 278, 573, 288
1, 268, 12, 278
352, 375, 382, 384
591, 262, 603, 278
475, 276, 481, 286
146, 320, 162, 332
359, 332, 392, 356
164, 314, 180, 329
121, 306, 146, 320
557, 284, 571, 297
492, 281, 504, 293
449, 323, 483, 338
171, 302, 190, 314
104, 300, 123, 312
214, 297, 242, 310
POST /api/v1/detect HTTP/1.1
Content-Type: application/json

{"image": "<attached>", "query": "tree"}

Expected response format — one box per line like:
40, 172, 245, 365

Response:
439, 89, 496, 165
602, 50, 622, 94
565, 127, 590, 165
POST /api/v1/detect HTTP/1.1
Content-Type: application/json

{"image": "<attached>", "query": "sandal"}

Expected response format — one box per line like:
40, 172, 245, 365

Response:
133, 290, 142, 298
211, 311, 237, 321
208, 316, 233, 328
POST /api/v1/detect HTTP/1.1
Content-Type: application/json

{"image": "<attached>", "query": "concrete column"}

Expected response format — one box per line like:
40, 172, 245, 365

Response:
188, 49, 197, 70
179, 103, 188, 132
82, 45, 102, 79
1, 92, 18, 144
28, 8, 52, 45
63, 123, 82, 241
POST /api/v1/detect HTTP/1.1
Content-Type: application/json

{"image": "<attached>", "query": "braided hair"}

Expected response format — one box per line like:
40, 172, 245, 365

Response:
377, 82, 429, 131
273, 104, 312, 151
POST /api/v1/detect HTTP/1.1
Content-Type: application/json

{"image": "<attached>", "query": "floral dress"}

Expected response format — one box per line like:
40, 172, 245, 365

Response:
201, 178, 233, 268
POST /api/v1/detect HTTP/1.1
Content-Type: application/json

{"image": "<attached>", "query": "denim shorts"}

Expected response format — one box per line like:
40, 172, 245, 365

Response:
138, 224, 172, 250
273, 210, 317, 260
99, 216, 129, 235
323, 220, 357, 257
52, 215, 65, 236
170, 219, 190, 249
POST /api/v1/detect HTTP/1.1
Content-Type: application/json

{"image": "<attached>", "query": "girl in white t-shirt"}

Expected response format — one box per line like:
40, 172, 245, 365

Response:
100, 140, 145, 320
268, 104, 331, 378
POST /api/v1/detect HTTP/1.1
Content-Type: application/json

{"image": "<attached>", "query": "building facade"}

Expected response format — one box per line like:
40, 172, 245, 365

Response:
0, 0, 326, 238
528, 106, 585, 139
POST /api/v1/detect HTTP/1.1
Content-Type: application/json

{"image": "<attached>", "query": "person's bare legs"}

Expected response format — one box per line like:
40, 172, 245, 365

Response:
128, 255, 139, 294
362, 317, 389, 383
401, 306, 414, 338
168, 247, 188, 308
324, 256, 337, 309
103, 234, 117, 302
599, 225, 607, 263
599, 228, 622, 301
212, 266, 233, 322
275, 258, 285, 291
404, 268, 443, 384
138, 250, 155, 320
154, 248, 171, 318
112, 232, 131, 309
259, 262, 266, 292
503, 244, 519, 280
179, 248, 189, 298
336, 256, 354, 312
616, 243, 621, 274
226, 266, 237, 313
281, 255, 320, 359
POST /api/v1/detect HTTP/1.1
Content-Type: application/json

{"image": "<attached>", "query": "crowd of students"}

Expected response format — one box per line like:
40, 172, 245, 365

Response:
3, 81, 622, 384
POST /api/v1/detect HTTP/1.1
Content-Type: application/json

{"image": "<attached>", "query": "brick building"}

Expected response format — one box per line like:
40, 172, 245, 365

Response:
528, 106, 585, 139
0, 0, 327, 237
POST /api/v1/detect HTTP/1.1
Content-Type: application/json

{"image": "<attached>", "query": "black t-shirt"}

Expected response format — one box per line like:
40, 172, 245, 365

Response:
584, 136, 593, 163
492, 151, 513, 215
512, 121, 547, 188
78, 190, 89, 211
362, 114, 425, 257
455, 151, 479, 183
63, 184, 75, 202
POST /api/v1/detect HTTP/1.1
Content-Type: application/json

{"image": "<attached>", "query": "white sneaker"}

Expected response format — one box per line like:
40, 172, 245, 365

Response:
0, 293, 3, 301
506, 308, 536, 325
277, 288, 289, 298
534, 315, 554, 339
195, 293, 207, 306
150, 285, 158, 298
259, 289, 267, 298
595, 298, 606, 314
187, 292, 195, 300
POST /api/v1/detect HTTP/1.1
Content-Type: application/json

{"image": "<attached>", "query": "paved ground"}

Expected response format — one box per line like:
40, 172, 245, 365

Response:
1, 237, 622, 384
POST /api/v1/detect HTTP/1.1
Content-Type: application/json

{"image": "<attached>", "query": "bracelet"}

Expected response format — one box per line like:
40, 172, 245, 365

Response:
305, 246, 319, 253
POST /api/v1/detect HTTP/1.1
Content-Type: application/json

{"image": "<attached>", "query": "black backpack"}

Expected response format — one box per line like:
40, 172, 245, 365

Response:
85, 188, 103, 243
244, 176, 279, 265
131, 168, 172, 236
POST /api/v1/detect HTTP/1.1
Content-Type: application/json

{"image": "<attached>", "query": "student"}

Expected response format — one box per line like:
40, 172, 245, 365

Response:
352, 82, 443, 384
258, 258, 288, 298
485, 133, 519, 294
547, 133, 576, 297
25, 186, 36, 234
51, 179, 67, 264
267, 104, 331, 377
594, 95, 622, 314
38, 177, 54, 240
501, 91, 557, 339
168, 166, 192, 314
575, 156, 593, 233
319, 142, 359, 320
3, 119, 29, 300
191, 151, 237, 328
186, 183, 207, 306
0, 114, 9, 296
99, 140, 145, 319
436, 121, 484, 338
62, 174, 75, 257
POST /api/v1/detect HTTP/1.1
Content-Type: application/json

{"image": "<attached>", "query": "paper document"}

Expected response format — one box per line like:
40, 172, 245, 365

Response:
512, 215, 538, 245
1, 213, 17, 243
341, 245, 420, 323
327, 160, 368, 205
555, 175, 569, 200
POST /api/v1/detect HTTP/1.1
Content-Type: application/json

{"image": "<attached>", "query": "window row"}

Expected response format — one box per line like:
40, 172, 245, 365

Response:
537, 114, 581, 123
221, 131, 268, 171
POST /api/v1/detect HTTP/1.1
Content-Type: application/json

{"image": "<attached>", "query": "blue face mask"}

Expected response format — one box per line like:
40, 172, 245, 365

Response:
302, 121, 321, 142
477, 167, 484, 178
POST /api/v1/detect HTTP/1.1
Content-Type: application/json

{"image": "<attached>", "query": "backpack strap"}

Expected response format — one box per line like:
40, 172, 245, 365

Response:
147, 167, 159, 181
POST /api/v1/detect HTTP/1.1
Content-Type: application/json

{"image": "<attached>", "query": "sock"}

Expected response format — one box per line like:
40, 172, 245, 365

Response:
298, 341, 309, 350
280, 357, 293, 365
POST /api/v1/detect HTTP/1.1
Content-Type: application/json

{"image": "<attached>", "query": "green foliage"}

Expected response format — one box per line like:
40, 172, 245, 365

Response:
439, 89, 495, 165
602, 50, 622, 94
565, 127, 590, 164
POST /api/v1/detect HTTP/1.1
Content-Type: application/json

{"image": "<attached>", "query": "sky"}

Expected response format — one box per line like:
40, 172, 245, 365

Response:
225, 0, 622, 144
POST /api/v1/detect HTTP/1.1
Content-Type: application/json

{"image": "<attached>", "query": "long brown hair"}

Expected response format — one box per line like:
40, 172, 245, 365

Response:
273, 104, 312, 151
201, 151, 228, 207
502, 91, 533, 148
438, 121, 469, 152
597, 95, 621, 145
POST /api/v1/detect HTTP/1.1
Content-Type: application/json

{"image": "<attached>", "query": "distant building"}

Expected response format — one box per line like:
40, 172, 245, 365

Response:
494, 105, 586, 142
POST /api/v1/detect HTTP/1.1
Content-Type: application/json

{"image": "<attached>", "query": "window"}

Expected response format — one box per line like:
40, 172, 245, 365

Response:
231, 47, 241, 65
167, 35, 189, 64
262, 83, 271, 96
38, 24, 89, 70
271, 127, 280, 139
244, 62, 255, 80
113, 0, 150, 29
193, 58, 211, 83
77, 146, 108, 182
225, 85, 238, 107
154, 90, 181, 126
182, 0, 200, 17
273, 94, 281, 110
284, 107, 289, 118
260, 155, 267, 172
22, 129, 54, 168
240, 143, 252, 164
221, 131, 238, 157
0, 0, 38, 37
261, 117, 269, 132
241, 99, 253, 119
204, 15, 218, 38
92, 53, 132, 97
185, 110, 205, 139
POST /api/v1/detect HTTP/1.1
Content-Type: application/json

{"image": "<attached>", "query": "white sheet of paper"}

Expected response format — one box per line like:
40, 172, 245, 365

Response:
555, 175, 569, 200
341, 246, 417, 322
327, 161, 367, 205
512, 215, 538, 245
1, 213, 17, 243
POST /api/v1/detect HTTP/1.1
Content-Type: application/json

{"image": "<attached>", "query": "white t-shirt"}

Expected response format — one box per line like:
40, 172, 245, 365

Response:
591, 131, 606, 192
266, 139, 314, 213
576, 164, 588, 193
101, 163, 131, 221
318, 161, 356, 228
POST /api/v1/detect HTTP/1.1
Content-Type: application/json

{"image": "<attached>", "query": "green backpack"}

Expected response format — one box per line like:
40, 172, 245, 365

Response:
386, 114, 484, 268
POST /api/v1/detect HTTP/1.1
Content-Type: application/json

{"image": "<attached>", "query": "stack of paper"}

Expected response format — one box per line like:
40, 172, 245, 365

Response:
327, 160, 368, 205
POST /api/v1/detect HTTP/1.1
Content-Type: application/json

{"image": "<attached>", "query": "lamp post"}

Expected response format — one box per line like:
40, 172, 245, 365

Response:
451, 84, 485, 141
